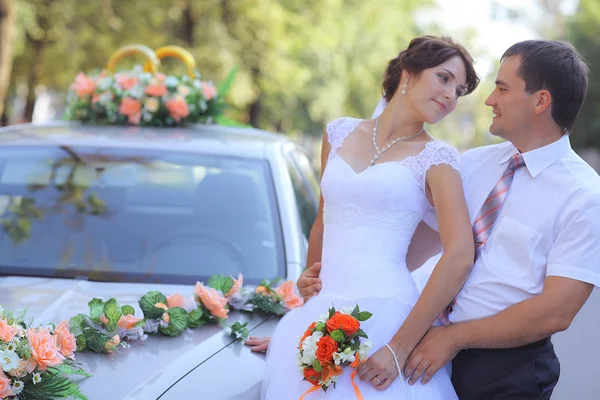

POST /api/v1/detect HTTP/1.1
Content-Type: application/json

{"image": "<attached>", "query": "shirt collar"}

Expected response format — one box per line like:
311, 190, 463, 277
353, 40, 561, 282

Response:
498, 134, 571, 178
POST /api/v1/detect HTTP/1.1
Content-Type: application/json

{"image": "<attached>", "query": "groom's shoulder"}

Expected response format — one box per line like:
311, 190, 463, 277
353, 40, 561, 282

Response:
460, 142, 511, 165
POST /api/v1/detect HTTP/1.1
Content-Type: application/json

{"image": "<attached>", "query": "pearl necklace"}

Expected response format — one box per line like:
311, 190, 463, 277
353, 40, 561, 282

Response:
369, 118, 425, 166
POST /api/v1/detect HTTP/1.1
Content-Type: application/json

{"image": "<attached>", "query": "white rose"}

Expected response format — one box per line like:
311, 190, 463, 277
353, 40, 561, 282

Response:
358, 339, 373, 360
0, 350, 20, 372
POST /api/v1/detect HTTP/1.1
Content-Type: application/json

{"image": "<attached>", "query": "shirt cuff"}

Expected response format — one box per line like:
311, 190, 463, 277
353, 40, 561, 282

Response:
546, 263, 600, 288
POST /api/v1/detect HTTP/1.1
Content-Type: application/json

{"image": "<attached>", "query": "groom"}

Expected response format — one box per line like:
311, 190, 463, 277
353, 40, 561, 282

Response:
296, 39, 600, 399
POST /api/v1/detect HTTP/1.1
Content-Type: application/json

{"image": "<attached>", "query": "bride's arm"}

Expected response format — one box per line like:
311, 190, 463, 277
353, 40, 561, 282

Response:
297, 130, 330, 301
389, 163, 473, 361
304, 130, 330, 267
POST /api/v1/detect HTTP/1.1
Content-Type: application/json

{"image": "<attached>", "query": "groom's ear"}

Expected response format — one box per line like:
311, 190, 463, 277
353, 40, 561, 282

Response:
533, 89, 552, 115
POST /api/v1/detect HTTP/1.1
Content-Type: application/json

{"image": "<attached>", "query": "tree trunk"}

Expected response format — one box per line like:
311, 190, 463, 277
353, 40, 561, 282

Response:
248, 66, 262, 127
182, 0, 194, 46
23, 36, 45, 123
0, 0, 15, 120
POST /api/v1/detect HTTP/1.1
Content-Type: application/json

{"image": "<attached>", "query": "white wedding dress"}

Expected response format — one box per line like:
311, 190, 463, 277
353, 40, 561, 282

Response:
262, 117, 459, 399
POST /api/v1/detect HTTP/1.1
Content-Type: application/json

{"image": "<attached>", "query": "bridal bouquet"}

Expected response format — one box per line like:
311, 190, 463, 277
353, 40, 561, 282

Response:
0, 309, 90, 399
297, 305, 373, 397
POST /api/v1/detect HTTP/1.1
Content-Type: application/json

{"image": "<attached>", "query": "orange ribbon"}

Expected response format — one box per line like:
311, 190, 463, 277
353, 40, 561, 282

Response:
299, 384, 321, 400
299, 354, 365, 400
350, 354, 365, 400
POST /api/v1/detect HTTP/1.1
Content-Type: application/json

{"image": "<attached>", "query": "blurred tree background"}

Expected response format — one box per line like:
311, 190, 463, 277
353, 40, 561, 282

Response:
0, 0, 597, 156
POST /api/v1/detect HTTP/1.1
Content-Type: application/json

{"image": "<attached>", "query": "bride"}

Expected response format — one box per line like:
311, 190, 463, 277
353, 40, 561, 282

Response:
261, 35, 480, 399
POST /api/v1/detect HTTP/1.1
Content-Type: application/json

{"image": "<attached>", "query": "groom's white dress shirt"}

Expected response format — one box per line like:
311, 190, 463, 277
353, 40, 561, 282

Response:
421, 134, 600, 324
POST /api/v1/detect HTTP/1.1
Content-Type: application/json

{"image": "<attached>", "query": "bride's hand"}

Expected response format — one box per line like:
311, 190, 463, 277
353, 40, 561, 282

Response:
244, 336, 270, 353
356, 344, 408, 391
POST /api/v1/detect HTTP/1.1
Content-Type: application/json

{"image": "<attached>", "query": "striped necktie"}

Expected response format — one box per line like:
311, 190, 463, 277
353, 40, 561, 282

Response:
439, 153, 526, 325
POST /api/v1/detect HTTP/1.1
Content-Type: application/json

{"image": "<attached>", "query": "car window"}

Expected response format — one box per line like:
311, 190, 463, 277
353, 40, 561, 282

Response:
285, 147, 319, 239
0, 145, 284, 285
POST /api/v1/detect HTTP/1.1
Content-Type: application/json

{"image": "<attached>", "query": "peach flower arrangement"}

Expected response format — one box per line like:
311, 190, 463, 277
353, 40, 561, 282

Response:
0, 309, 89, 399
65, 65, 233, 128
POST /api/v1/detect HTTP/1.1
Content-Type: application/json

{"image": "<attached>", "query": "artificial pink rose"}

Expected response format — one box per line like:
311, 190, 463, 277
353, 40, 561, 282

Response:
194, 282, 229, 319
167, 293, 184, 309
116, 74, 139, 90
27, 327, 64, 372
165, 96, 190, 122
55, 320, 77, 359
72, 72, 96, 97
225, 273, 243, 298
0, 371, 14, 398
145, 82, 167, 97
0, 318, 21, 342
201, 82, 217, 101
99, 313, 109, 326
116, 314, 143, 330
105, 335, 120, 353
7, 358, 28, 378
275, 280, 304, 310
119, 97, 142, 125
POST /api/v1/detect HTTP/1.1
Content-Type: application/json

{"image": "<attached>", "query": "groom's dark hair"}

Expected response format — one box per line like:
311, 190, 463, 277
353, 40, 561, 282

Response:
382, 35, 480, 101
502, 40, 589, 133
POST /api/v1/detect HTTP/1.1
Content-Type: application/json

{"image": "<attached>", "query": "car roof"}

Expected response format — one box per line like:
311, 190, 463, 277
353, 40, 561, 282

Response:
0, 122, 291, 159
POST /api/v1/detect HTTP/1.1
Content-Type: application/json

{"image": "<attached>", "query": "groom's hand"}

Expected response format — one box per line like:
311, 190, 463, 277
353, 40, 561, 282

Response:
297, 262, 322, 302
403, 326, 460, 385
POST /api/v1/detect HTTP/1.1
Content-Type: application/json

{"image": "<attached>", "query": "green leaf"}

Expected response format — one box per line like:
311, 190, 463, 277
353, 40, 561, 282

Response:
351, 305, 360, 319
228, 321, 249, 340
139, 291, 168, 319
248, 295, 283, 316
54, 362, 93, 378
83, 329, 113, 354
312, 359, 322, 372
328, 306, 336, 319
314, 322, 326, 332
330, 329, 345, 343
103, 299, 122, 332
357, 311, 372, 322
69, 314, 86, 337
207, 275, 234, 295
88, 298, 105, 320
75, 335, 87, 352
158, 307, 189, 337
217, 65, 239, 97
187, 308, 206, 329
355, 329, 369, 339
121, 305, 135, 316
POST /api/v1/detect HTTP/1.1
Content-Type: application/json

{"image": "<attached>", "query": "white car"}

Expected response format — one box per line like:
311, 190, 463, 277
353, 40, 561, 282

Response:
0, 121, 320, 399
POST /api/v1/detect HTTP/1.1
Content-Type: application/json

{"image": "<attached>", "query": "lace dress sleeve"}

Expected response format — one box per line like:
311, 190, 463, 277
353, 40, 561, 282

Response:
325, 117, 362, 157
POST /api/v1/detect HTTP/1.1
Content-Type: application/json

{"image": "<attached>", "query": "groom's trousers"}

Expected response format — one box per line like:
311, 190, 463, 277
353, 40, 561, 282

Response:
451, 338, 560, 400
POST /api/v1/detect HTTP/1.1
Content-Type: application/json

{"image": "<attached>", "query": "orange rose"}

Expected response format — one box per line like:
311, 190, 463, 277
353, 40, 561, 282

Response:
298, 322, 316, 349
315, 336, 337, 362
225, 273, 243, 298
320, 360, 343, 382
166, 293, 184, 309
194, 282, 229, 319
326, 313, 360, 336
165, 96, 190, 122
0, 371, 14, 398
55, 320, 77, 359
27, 328, 65, 372
0, 318, 20, 342
303, 367, 320, 386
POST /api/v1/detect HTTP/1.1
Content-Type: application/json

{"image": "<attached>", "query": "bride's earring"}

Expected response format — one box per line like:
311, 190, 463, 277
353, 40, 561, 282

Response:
401, 78, 408, 95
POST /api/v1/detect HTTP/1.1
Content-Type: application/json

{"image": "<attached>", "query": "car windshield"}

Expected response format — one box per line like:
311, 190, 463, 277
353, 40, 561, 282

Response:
0, 145, 284, 285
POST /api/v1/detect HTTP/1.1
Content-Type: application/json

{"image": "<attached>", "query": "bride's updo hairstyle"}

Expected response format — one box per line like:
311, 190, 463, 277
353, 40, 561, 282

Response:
382, 35, 480, 101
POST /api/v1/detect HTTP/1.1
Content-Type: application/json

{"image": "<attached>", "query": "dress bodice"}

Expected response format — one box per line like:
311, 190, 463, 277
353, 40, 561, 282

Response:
319, 117, 460, 298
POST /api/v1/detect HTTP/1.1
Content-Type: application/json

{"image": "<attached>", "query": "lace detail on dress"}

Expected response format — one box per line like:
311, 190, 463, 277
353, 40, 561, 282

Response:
326, 117, 362, 157
323, 198, 422, 233
400, 141, 460, 190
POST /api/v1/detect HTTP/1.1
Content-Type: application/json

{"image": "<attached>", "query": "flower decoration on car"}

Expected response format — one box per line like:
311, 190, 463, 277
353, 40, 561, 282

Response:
65, 44, 238, 127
